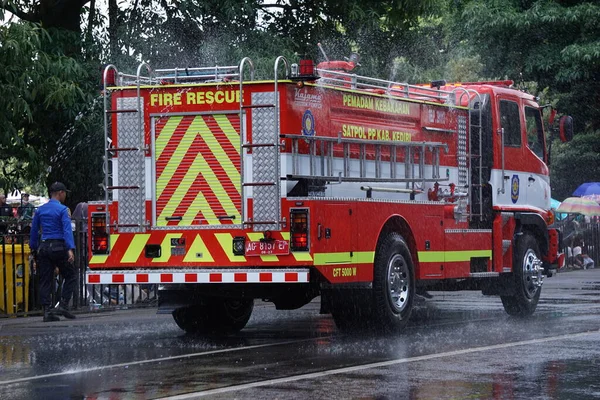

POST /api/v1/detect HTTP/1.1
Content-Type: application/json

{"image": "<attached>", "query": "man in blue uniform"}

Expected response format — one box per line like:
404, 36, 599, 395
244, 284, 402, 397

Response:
30, 182, 77, 322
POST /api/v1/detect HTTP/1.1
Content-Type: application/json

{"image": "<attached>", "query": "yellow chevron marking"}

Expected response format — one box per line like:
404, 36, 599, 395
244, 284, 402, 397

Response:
202, 116, 240, 187
418, 250, 492, 263
215, 233, 246, 262
313, 251, 374, 266
152, 233, 182, 263
213, 114, 240, 148
155, 115, 183, 161
194, 152, 240, 224
180, 186, 217, 226
156, 115, 240, 226
183, 234, 214, 263
280, 232, 313, 261
89, 234, 120, 264
158, 148, 218, 226
121, 234, 151, 263
155, 115, 195, 200
246, 233, 279, 262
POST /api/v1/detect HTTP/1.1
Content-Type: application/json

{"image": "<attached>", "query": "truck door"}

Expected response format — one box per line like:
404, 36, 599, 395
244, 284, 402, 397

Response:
524, 104, 550, 210
494, 97, 528, 207
152, 113, 242, 227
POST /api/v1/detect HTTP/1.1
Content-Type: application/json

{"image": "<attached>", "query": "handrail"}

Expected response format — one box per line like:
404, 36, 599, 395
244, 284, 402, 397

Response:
102, 64, 119, 220
238, 57, 255, 225
315, 67, 454, 103
135, 62, 153, 231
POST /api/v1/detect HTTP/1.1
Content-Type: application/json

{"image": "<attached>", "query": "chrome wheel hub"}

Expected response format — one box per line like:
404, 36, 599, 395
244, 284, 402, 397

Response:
387, 254, 410, 313
523, 248, 544, 298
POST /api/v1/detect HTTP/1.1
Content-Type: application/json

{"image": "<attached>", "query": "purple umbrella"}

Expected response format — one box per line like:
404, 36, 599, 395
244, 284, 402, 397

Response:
573, 182, 600, 197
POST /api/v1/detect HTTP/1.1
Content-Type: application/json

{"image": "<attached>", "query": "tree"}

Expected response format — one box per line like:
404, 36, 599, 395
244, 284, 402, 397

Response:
550, 132, 600, 200
1, 0, 90, 32
0, 22, 95, 196
458, 0, 600, 132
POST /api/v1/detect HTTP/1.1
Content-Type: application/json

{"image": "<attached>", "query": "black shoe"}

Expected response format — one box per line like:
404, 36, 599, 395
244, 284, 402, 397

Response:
54, 303, 76, 319
43, 307, 60, 322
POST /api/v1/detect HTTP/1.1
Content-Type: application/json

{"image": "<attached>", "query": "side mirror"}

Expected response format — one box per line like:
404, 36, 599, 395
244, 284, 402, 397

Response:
559, 115, 574, 143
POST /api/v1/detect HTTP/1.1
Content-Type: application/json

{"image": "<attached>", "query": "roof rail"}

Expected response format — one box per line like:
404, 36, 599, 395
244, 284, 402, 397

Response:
315, 67, 456, 104
110, 64, 242, 86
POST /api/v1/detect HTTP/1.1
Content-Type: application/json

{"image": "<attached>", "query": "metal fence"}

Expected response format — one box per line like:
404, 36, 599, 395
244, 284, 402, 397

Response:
1, 221, 156, 318
2, 217, 598, 317
555, 218, 599, 269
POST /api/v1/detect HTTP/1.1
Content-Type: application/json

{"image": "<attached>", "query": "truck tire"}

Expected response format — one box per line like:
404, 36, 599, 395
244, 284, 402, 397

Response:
172, 298, 254, 335
371, 232, 415, 333
501, 232, 542, 317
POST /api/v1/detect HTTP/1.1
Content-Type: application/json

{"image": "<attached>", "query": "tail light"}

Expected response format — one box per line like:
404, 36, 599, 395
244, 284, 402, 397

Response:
91, 213, 109, 254
290, 209, 309, 251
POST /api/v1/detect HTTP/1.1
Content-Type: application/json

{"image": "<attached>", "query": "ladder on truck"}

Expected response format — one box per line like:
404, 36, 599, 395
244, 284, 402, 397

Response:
453, 88, 485, 224
102, 62, 244, 232
102, 63, 153, 232
238, 56, 288, 232
282, 133, 449, 198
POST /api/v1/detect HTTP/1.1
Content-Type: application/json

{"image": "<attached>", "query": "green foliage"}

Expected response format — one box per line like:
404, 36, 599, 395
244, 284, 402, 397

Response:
3, 0, 600, 208
0, 21, 98, 202
550, 132, 600, 200
458, 0, 600, 131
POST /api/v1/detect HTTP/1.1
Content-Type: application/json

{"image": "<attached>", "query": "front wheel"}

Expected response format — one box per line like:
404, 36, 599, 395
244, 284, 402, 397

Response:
501, 232, 543, 317
371, 232, 415, 333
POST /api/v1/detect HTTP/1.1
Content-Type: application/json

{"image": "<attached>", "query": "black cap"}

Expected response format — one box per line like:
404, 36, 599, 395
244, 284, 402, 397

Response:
49, 182, 70, 193
22, 193, 29, 197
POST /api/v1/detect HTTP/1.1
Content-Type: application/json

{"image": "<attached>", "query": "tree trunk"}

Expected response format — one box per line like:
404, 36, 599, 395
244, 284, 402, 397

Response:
109, 0, 119, 61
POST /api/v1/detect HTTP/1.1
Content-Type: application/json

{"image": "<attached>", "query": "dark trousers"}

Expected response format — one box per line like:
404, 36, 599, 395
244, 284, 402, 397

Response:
38, 241, 76, 307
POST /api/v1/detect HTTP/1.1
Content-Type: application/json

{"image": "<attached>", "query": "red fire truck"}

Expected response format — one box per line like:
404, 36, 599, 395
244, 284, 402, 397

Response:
87, 49, 572, 334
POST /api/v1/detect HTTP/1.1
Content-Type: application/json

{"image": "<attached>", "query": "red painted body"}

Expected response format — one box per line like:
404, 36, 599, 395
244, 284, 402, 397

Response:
89, 68, 562, 291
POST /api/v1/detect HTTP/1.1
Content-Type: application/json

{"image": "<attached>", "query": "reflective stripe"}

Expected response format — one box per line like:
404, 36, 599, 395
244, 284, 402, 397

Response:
418, 250, 492, 263
313, 251, 374, 266
89, 234, 120, 264
86, 269, 310, 284
121, 234, 151, 263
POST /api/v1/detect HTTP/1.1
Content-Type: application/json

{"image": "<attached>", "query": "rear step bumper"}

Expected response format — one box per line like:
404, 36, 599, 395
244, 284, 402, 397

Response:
86, 269, 310, 284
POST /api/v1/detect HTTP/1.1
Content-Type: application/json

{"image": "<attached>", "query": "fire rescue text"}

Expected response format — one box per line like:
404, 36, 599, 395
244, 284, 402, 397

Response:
150, 89, 241, 107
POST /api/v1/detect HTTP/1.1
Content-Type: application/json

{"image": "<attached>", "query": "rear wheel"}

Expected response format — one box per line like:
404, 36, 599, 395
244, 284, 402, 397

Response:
172, 298, 254, 335
371, 232, 415, 333
501, 232, 543, 316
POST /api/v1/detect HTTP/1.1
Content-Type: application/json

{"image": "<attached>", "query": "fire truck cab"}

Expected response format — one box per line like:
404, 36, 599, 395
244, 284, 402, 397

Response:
87, 52, 572, 334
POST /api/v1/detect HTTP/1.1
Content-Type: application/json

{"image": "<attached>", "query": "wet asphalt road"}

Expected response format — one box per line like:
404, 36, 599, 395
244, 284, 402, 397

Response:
1, 268, 599, 400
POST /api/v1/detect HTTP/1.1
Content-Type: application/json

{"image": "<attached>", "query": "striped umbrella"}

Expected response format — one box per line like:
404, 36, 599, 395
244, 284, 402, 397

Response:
582, 194, 600, 203
556, 197, 600, 216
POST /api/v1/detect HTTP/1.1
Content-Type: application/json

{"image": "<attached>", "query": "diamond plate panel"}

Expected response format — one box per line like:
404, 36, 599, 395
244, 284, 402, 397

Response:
251, 92, 279, 231
116, 97, 144, 232
457, 114, 468, 187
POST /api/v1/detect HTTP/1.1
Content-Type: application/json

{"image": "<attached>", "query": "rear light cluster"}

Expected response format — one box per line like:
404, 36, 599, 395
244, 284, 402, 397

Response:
91, 213, 109, 254
290, 209, 309, 251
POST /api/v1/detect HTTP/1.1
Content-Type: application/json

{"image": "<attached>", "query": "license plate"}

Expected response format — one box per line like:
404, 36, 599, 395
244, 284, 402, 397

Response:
245, 240, 289, 256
